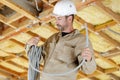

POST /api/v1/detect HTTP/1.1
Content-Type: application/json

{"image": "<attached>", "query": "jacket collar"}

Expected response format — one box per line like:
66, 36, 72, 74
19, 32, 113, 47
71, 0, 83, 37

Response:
58, 29, 80, 37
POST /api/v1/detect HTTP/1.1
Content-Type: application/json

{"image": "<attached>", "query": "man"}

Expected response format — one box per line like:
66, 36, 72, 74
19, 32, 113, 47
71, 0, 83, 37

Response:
26, 0, 96, 80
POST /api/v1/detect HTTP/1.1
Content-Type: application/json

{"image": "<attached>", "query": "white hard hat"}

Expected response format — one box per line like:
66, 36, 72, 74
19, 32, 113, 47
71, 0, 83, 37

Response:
53, 0, 77, 16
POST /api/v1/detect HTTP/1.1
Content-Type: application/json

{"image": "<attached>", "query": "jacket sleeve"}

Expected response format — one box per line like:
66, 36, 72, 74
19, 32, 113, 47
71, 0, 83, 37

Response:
75, 36, 96, 74
25, 33, 58, 62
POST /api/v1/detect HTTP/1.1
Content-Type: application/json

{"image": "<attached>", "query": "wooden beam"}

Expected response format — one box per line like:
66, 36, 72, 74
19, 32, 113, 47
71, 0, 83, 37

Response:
0, 69, 19, 80
42, 0, 54, 7
0, 65, 20, 77
7, 61, 28, 71
94, 51, 120, 69
0, 0, 38, 20
0, 14, 17, 29
96, 66, 104, 74
0, 56, 15, 62
0, 3, 4, 9
108, 73, 120, 80
90, 77, 100, 80
19, 72, 27, 77
39, 8, 53, 22
7, 13, 24, 24
0, 50, 26, 62
75, 15, 95, 32
104, 68, 119, 73
99, 31, 120, 47
77, 71, 87, 78
0, 70, 11, 78
0, 23, 40, 41
0, 14, 8, 22
48, 0, 57, 4
103, 48, 120, 58
95, 20, 117, 32
10, 39, 25, 47
95, 0, 120, 24
76, 0, 97, 11
27, 31, 46, 42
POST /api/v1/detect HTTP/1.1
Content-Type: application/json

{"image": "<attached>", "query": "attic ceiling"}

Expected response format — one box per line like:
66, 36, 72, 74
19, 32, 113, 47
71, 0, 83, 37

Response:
0, 0, 120, 80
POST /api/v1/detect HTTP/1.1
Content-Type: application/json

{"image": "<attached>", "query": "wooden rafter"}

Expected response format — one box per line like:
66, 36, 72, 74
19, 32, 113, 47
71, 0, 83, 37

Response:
7, 61, 28, 71
103, 48, 120, 58
0, 14, 17, 29
94, 51, 120, 69
0, 65, 20, 77
76, 0, 97, 11
99, 31, 120, 47
90, 77, 100, 80
75, 15, 95, 32
42, 0, 54, 7
7, 13, 24, 24
108, 73, 120, 80
95, 0, 120, 24
95, 20, 117, 32
105, 68, 119, 73
0, 70, 19, 80
0, 0, 39, 20
0, 24, 39, 41
27, 31, 46, 42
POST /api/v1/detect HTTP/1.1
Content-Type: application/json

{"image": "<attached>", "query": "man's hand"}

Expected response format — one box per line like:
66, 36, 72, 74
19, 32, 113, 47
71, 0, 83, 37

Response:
81, 48, 92, 62
26, 37, 40, 46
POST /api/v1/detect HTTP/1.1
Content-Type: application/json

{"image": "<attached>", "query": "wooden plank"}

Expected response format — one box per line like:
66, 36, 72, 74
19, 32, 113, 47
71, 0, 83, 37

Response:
99, 31, 120, 47
75, 15, 95, 33
0, 14, 17, 29
7, 61, 28, 71
0, 23, 39, 41
48, 0, 57, 4
105, 68, 119, 73
0, 56, 15, 62
108, 73, 120, 80
0, 3, 4, 9
39, 8, 53, 22
0, 14, 8, 22
95, 20, 117, 32
75, 0, 97, 11
103, 48, 120, 58
27, 31, 46, 42
94, 51, 120, 69
95, 0, 120, 24
0, 0, 38, 20
90, 77, 100, 80
0, 69, 18, 80
0, 65, 20, 77
7, 13, 24, 24
96, 66, 104, 74
42, 0, 54, 7
10, 39, 25, 47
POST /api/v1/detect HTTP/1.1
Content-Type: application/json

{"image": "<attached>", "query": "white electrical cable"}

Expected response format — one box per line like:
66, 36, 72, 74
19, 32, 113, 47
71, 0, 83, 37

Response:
84, 23, 89, 47
35, 0, 41, 11
28, 46, 85, 76
28, 23, 89, 78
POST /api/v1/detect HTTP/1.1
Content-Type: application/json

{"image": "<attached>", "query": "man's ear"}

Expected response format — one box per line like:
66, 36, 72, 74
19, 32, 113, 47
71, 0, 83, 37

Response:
67, 16, 73, 22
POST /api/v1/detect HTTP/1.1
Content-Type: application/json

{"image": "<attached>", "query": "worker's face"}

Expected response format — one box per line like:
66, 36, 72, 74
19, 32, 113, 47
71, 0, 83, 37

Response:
55, 16, 69, 31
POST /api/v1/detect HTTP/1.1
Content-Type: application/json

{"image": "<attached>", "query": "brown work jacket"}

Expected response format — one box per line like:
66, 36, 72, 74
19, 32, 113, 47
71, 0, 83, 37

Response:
26, 29, 96, 80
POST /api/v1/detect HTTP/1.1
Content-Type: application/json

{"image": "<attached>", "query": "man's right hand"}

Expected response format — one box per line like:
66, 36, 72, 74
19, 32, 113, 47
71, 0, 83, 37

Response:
26, 37, 40, 46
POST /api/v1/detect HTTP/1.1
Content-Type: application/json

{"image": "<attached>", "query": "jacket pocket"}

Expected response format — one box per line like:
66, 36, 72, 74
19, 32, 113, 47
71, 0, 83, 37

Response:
57, 46, 76, 64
